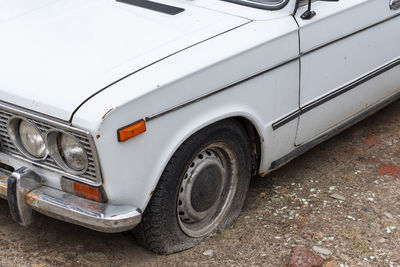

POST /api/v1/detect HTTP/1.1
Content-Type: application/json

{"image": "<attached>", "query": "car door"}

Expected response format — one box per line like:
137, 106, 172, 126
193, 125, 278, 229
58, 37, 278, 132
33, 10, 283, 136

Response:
294, 0, 400, 145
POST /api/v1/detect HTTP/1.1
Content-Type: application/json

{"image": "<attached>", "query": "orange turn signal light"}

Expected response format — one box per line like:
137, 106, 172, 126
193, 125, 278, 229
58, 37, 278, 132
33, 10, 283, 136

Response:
117, 119, 146, 142
73, 182, 102, 202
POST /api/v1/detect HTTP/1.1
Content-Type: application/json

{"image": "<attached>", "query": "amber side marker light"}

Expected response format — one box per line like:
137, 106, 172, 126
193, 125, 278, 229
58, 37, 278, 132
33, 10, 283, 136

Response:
117, 119, 146, 142
73, 182, 103, 202
60, 177, 107, 203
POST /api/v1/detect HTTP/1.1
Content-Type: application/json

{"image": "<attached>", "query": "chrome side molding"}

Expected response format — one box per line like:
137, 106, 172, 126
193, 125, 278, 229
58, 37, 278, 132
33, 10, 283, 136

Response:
272, 57, 400, 130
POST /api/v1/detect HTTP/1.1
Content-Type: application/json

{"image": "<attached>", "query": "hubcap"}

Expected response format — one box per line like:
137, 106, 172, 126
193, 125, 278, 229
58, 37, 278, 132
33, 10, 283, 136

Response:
177, 143, 238, 238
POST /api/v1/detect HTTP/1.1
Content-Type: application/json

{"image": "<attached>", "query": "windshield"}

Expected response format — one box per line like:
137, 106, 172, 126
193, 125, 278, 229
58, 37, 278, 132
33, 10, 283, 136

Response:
222, 0, 289, 10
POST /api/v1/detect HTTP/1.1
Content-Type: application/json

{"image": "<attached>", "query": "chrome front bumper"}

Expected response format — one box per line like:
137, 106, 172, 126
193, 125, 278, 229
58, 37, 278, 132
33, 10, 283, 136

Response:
0, 167, 142, 233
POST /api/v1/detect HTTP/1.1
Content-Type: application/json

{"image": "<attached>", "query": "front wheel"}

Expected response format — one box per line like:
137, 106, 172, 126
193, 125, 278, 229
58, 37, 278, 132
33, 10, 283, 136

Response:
133, 119, 251, 254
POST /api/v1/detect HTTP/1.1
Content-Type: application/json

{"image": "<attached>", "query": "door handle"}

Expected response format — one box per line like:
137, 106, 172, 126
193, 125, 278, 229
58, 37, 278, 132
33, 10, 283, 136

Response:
390, 0, 400, 10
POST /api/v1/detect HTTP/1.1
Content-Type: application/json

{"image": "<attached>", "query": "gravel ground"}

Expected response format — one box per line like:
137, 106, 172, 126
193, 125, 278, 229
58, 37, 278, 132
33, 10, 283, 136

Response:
0, 100, 399, 267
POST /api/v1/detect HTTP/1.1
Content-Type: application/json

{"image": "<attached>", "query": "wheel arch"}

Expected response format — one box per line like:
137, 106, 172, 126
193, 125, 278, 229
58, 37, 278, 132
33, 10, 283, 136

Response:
231, 116, 262, 176
150, 114, 264, 199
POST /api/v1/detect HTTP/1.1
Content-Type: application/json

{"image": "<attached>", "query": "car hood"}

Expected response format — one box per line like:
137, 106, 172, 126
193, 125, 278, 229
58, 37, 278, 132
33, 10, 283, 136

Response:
0, 0, 248, 121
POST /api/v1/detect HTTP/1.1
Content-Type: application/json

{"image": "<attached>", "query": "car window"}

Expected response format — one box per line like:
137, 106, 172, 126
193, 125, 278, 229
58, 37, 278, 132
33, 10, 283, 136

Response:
222, 0, 290, 10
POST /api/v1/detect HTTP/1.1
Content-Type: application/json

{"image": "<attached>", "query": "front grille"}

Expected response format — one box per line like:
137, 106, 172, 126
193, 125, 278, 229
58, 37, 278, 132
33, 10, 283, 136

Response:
0, 106, 100, 184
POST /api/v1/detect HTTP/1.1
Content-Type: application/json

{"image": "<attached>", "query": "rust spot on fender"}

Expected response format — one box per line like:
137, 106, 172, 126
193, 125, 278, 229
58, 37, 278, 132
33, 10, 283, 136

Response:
96, 135, 101, 139
101, 108, 114, 121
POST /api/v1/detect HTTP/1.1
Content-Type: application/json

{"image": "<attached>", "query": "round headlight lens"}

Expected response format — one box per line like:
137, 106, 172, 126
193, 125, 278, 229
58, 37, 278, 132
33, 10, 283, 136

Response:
18, 120, 47, 158
59, 133, 88, 171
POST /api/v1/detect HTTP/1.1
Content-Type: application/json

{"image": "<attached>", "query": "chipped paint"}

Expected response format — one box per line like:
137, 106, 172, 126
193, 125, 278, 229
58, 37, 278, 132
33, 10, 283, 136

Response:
96, 134, 101, 139
99, 106, 120, 130
101, 108, 114, 121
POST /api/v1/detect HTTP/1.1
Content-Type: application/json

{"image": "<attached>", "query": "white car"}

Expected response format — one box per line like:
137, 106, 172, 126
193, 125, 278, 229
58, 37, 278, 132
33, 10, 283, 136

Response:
0, 0, 399, 254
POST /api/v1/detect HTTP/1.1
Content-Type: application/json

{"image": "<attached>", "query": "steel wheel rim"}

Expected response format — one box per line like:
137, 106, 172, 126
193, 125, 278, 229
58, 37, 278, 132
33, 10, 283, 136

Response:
177, 142, 239, 238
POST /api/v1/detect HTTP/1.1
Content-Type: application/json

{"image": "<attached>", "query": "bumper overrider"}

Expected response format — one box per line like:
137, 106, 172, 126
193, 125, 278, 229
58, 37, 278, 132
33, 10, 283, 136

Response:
0, 166, 142, 232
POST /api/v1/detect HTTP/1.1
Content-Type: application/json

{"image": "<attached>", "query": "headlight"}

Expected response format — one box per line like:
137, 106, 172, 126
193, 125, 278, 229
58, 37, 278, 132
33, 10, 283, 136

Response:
59, 134, 87, 171
46, 131, 88, 174
7, 117, 47, 160
19, 120, 47, 158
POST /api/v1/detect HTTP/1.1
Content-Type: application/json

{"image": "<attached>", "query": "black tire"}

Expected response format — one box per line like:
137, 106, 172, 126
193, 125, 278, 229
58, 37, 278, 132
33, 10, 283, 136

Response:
132, 119, 251, 254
